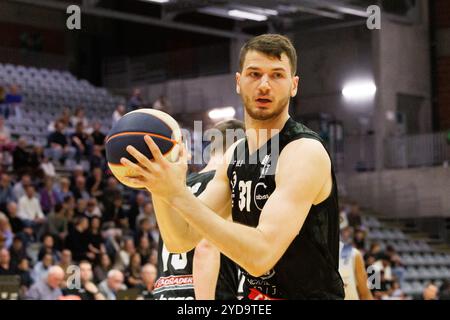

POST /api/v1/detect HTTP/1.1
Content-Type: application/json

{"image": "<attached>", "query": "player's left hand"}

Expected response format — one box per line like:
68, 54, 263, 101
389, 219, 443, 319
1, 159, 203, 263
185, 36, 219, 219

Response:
120, 135, 188, 199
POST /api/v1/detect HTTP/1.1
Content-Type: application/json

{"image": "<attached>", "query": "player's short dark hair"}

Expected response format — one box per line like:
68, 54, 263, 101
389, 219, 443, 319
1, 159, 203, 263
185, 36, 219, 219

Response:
239, 34, 297, 75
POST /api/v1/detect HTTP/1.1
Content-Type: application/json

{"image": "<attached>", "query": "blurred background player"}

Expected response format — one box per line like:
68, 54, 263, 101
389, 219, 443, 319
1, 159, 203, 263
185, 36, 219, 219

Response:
153, 119, 244, 300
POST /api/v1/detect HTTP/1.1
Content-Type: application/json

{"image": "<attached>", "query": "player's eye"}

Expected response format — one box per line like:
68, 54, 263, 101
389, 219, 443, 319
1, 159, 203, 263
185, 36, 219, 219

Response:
272, 73, 283, 79
249, 72, 260, 78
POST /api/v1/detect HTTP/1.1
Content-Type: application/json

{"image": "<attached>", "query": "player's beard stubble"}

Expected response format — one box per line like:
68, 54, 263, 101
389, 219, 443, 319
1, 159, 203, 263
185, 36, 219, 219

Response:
241, 90, 291, 121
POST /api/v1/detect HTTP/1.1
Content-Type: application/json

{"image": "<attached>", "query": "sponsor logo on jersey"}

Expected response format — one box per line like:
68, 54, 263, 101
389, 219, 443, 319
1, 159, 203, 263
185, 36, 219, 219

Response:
248, 288, 284, 300
154, 275, 193, 289
253, 182, 270, 210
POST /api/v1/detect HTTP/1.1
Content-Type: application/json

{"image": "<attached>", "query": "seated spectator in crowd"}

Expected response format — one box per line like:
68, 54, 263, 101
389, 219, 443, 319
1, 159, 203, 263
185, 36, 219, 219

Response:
58, 249, 72, 285
47, 203, 68, 247
126, 192, 147, 231
0, 116, 15, 153
90, 121, 106, 147
136, 219, 157, 250
63, 260, 104, 300
103, 195, 126, 226
136, 263, 157, 300
112, 104, 126, 126
71, 121, 91, 162
98, 269, 126, 300
31, 252, 54, 282
16, 222, 37, 249
0, 85, 5, 109
125, 252, 143, 288
0, 213, 13, 249
4, 84, 23, 119
46, 120, 75, 164
439, 280, 450, 300
353, 228, 367, 252
84, 198, 102, 219
5, 201, 23, 234
0, 248, 15, 274
87, 216, 105, 260
69, 165, 84, 189
18, 185, 45, 229
70, 107, 89, 131
89, 145, 107, 171
137, 236, 152, 265
102, 177, 123, 216
17, 257, 33, 297
12, 137, 32, 176
0, 173, 16, 212
347, 202, 362, 228
65, 216, 92, 262
39, 177, 59, 215
152, 95, 171, 112
26, 265, 64, 300
55, 177, 73, 202
40, 155, 56, 178
13, 174, 32, 202
87, 167, 105, 201
48, 108, 72, 133
114, 237, 135, 271
72, 176, 90, 201
127, 88, 143, 111
38, 234, 60, 263
9, 236, 28, 269
422, 283, 439, 300
94, 253, 112, 283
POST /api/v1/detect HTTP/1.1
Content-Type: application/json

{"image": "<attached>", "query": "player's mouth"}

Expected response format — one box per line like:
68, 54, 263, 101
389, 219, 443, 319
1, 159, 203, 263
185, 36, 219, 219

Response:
255, 97, 273, 106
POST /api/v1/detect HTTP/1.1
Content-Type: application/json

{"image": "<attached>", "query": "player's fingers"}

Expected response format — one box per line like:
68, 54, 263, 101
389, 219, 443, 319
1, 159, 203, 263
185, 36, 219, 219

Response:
126, 145, 155, 170
144, 135, 166, 163
120, 175, 146, 186
120, 157, 151, 176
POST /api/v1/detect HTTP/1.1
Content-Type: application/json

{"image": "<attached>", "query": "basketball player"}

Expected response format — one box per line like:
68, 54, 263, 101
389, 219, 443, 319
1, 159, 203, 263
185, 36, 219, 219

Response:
339, 219, 373, 300
153, 120, 244, 300
121, 34, 344, 299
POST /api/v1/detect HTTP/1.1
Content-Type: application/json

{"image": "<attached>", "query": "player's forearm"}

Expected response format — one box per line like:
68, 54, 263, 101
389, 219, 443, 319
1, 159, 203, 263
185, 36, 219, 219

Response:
152, 194, 202, 252
169, 189, 272, 277
193, 239, 221, 300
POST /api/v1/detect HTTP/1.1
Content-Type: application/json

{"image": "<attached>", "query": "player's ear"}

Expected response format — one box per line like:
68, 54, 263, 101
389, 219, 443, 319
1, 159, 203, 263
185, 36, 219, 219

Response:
236, 72, 241, 94
291, 75, 299, 97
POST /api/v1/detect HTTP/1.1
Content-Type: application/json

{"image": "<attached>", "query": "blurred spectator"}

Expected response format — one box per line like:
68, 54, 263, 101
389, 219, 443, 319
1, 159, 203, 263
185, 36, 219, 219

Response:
75, 198, 88, 217
388, 281, 406, 300
98, 269, 126, 300
18, 185, 45, 228
125, 252, 142, 288
31, 252, 54, 282
16, 222, 36, 249
90, 121, 106, 147
153, 95, 171, 113
422, 283, 439, 300
46, 120, 76, 164
17, 257, 33, 295
56, 177, 73, 202
4, 84, 23, 119
47, 203, 68, 245
48, 108, 72, 132
37, 234, 60, 262
127, 192, 146, 231
127, 88, 143, 111
12, 137, 32, 175
347, 202, 362, 228
72, 176, 90, 201
439, 279, 450, 300
112, 104, 126, 126
5, 201, 23, 234
39, 177, 59, 215
84, 198, 102, 219
65, 216, 92, 262
137, 263, 157, 300
0, 173, 16, 212
87, 167, 105, 201
353, 228, 366, 252
102, 177, 123, 217
94, 253, 112, 283
0, 213, 13, 249
89, 145, 107, 171
0, 85, 5, 109
40, 155, 56, 178
13, 174, 31, 201
104, 195, 126, 226
58, 249, 72, 281
9, 236, 28, 269
87, 216, 105, 259
137, 235, 152, 265
70, 107, 89, 130
136, 219, 157, 250
26, 265, 64, 300
71, 122, 91, 162
0, 116, 15, 152
62, 260, 104, 300
0, 248, 14, 274
114, 237, 136, 271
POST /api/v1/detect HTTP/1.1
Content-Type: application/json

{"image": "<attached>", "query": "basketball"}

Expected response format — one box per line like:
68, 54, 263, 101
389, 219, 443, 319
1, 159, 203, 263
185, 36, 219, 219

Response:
105, 108, 182, 189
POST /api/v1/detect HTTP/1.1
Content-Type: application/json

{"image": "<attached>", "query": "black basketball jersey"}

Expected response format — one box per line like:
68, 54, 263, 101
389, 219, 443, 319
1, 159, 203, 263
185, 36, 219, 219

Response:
154, 171, 240, 300
227, 118, 345, 300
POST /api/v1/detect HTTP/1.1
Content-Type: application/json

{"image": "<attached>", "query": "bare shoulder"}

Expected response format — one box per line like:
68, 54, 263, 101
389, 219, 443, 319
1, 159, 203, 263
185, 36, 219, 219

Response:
278, 137, 331, 169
